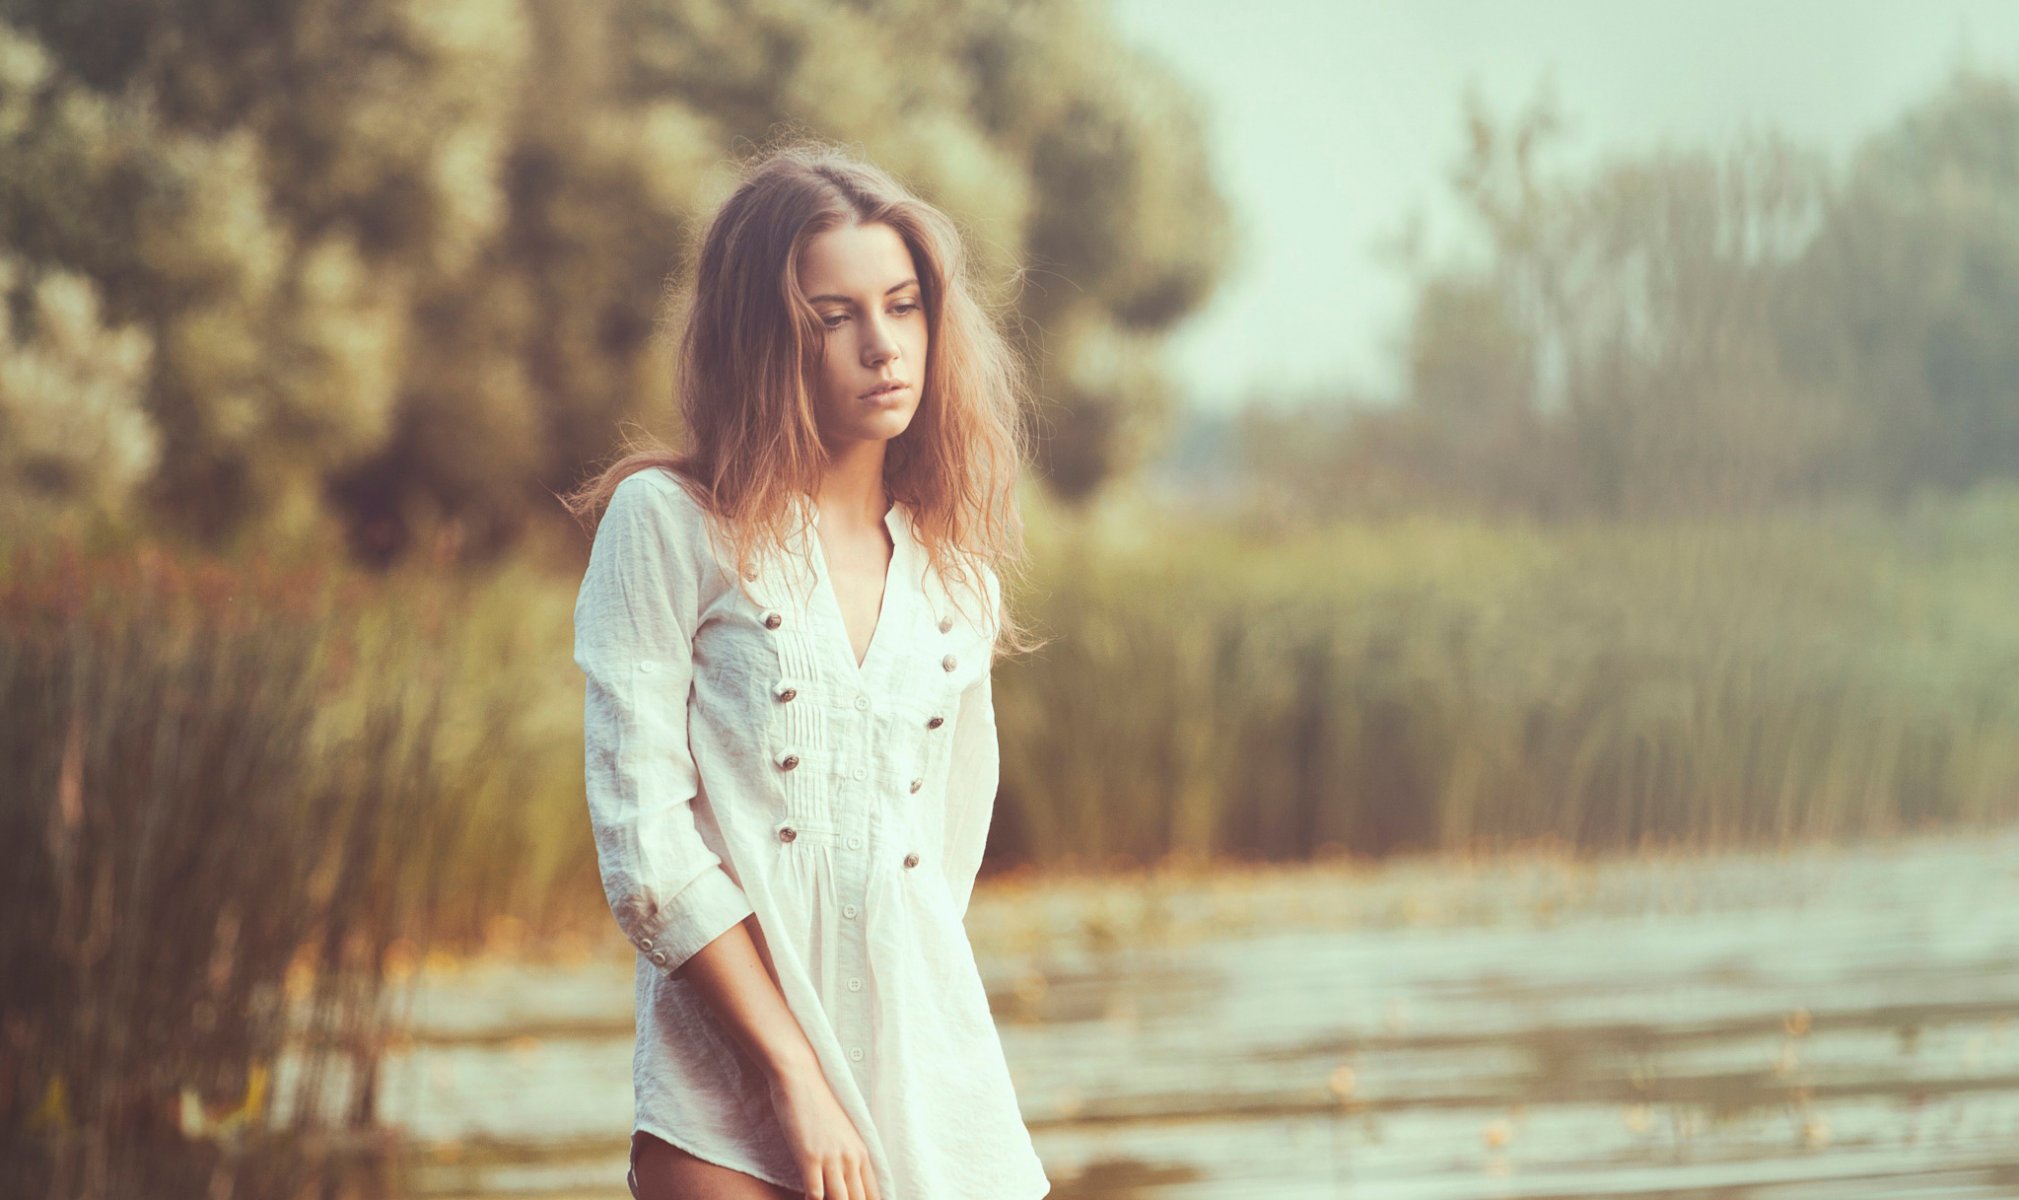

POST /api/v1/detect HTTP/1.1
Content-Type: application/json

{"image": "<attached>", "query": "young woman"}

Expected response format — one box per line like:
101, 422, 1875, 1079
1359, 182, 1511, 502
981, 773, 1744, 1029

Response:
564, 144, 1050, 1200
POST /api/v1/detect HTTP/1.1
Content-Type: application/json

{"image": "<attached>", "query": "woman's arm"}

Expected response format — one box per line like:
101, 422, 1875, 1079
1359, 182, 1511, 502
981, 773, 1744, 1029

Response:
574, 471, 753, 972
680, 920, 879, 1199
939, 565, 1004, 922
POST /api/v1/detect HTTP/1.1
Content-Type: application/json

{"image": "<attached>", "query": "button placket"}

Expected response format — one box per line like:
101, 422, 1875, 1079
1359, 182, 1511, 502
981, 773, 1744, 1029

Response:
830, 824, 873, 1075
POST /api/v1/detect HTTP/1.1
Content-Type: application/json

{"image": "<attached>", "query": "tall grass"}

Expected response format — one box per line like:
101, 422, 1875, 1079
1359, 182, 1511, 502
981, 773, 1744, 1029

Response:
995, 484, 2019, 866
4, 489, 2015, 1195
0, 533, 561, 1199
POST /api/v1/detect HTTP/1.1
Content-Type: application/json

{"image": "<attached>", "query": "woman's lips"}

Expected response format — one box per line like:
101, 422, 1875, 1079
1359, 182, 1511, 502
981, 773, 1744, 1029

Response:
860, 383, 910, 401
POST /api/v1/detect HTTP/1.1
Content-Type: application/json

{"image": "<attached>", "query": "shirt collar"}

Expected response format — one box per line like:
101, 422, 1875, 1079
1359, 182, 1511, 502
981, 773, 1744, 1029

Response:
803, 493, 911, 543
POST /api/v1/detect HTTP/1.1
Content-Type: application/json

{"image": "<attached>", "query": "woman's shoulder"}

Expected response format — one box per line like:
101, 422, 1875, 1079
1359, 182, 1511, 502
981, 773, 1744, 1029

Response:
605, 465, 714, 534
612, 463, 704, 509
598, 465, 730, 568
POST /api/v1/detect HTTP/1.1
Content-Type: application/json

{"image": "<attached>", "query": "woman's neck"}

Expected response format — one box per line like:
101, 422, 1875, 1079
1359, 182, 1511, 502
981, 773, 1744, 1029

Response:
813, 440, 892, 529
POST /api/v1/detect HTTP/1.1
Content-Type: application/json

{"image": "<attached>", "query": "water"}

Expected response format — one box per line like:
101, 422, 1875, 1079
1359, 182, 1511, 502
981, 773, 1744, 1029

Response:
376, 831, 2019, 1198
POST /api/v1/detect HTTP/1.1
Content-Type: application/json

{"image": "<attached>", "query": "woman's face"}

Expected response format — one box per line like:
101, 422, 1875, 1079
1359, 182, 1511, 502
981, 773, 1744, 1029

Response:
796, 220, 929, 448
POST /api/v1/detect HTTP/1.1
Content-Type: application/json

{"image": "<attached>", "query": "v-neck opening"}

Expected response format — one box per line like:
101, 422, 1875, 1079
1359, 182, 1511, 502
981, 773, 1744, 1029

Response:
804, 497, 906, 679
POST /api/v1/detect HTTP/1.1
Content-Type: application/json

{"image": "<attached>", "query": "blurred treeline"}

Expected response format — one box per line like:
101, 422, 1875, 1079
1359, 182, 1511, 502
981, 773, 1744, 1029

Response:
0, 0, 1229, 562
1235, 70, 2019, 524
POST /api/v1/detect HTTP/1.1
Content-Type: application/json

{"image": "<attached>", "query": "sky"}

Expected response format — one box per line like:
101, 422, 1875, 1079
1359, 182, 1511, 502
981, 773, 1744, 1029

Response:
1108, 0, 2019, 413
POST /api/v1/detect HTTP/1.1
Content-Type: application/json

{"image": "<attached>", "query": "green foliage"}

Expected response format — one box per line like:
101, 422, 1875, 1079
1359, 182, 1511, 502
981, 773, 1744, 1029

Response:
0, 0, 1231, 562
0, 254, 155, 516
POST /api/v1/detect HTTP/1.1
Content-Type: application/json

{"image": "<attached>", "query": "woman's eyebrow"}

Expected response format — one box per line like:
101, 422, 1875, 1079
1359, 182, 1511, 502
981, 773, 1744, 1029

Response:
807, 278, 919, 305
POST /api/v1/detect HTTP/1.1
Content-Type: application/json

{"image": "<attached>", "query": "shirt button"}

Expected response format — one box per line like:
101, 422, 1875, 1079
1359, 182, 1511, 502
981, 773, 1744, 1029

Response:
942, 654, 957, 672
639, 937, 655, 950
638, 661, 656, 674
846, 835, 862, 850
939, 616, 953, 634
843, 903, 858, 918
778, 825, 798, 843
781, 754, 801, 771
762, 610, 783, 630
849, 1047, 864, 1062
847, 977, 863, 992
909, 778, 923, 793
926, 715, 944, 729
902, 852, 920, 869
650, 950, 668, 965
851, 766, 867, 781
854, 695, 870, 711
743, 565, 759, 581
778, 686, 797, 703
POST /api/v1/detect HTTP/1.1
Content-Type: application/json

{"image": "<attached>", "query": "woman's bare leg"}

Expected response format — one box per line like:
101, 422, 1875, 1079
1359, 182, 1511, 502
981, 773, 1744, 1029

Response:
630, 1131, 801, 1200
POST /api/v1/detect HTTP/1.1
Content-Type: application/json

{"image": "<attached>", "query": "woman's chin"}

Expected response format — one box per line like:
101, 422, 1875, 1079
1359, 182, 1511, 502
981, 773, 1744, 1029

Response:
825, 410, 917, 447
865, 404, 919, 438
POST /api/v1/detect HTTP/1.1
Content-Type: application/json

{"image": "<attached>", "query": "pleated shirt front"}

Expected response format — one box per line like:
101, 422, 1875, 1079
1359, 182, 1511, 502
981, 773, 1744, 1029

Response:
572, 465, 1051, 1200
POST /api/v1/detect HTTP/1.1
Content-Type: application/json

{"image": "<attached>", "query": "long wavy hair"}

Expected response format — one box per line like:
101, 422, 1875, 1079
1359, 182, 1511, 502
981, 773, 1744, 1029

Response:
562, 141, 1039, 655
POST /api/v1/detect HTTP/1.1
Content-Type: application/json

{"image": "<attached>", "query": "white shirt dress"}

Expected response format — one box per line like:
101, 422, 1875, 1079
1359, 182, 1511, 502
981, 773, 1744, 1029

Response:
572, 465, 1052, 1200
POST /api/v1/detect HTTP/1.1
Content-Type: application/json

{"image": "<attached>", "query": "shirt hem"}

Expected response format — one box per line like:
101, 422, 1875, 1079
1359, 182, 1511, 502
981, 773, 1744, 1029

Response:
632, 1120, 802, 1196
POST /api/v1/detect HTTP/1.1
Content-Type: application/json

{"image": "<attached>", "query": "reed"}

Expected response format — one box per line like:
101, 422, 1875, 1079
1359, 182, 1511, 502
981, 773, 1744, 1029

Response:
994, 485, 2019, 866
0, 532, 548, 1199
5, 487, 2015, 1197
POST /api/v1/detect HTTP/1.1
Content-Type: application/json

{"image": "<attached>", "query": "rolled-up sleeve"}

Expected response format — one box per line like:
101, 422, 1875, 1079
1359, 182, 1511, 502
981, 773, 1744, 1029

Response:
939, 565, 1004, 922
574, 472, 754, 975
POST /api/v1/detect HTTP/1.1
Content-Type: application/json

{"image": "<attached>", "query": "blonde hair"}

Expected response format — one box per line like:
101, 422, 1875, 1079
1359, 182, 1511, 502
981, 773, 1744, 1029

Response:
562, 140, 1039, 655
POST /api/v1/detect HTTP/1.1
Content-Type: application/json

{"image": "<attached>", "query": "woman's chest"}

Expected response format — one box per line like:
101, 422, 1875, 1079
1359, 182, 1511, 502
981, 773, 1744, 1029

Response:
688, 549, 988, 735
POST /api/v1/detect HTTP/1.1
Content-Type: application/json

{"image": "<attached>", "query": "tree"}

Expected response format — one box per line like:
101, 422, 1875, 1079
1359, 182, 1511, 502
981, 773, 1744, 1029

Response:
0, 0, 1232, 561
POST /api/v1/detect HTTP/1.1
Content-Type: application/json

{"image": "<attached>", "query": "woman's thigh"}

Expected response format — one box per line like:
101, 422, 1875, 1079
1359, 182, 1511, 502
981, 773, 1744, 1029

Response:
630, 1131, 801, 1200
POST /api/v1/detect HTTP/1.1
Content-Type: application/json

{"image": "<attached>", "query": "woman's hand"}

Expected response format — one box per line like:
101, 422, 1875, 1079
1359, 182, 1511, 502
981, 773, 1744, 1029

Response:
670, 920, 881, 1199
767, 1064, 882, 1200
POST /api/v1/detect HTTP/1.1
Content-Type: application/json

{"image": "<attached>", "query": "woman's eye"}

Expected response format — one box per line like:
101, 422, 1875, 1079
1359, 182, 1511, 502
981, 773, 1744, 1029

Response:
893, 301, 920, 316
821, 313, 848, 328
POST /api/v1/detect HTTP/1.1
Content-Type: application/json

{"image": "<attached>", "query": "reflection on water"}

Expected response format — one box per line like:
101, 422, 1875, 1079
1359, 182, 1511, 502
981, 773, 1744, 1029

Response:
379, 831, 2019, 1198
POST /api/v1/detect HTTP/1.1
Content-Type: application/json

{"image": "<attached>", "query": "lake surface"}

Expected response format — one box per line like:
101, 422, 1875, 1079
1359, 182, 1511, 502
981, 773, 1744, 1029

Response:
374, 831, 2019, 1198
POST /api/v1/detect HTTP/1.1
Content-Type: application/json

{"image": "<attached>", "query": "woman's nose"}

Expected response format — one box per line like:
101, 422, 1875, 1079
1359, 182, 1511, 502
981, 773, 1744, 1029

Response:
862, 318, 899, 366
